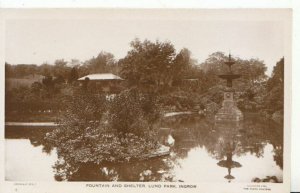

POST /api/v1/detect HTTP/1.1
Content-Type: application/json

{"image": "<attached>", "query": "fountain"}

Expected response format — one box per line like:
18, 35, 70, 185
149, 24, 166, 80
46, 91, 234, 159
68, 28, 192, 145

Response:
217, 142, 242, 182
215, 54, 243, 122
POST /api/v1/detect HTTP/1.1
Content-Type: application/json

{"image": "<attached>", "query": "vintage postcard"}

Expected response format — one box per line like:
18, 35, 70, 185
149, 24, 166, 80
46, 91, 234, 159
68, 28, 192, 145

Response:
0, 9, 292, 193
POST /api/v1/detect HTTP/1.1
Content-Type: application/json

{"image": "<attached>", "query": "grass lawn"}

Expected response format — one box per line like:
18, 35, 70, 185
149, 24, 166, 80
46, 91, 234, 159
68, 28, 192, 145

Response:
6, 74, 44, 90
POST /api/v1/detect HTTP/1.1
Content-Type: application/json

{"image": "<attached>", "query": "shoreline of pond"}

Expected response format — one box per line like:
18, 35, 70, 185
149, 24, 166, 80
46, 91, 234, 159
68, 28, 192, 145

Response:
5, 111, 281, 129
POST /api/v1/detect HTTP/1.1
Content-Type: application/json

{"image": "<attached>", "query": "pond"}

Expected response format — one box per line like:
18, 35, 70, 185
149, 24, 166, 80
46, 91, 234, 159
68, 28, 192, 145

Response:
5, 114, 283, 183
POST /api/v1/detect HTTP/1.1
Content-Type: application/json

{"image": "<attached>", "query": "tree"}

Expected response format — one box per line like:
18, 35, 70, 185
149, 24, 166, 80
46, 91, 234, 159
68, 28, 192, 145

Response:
120, 39, 189, 88
263, 58, 284, 114
53, 59, 69, 80
173, 48, 197, 82
108, 88, 160, 136
6, 64, 38, 78
69, 59, 81, 68
234, 58, 267, 86
68, 67, 79, 84
42, 75, 54, 88
84, 51, 116, 74
54, 75, 65, 84
42, 75, 58, 97
199, 52, 232, 90
39, 63, 52, 76
199, 52, 267, 91
267, 58, 284, 91
200, 52, 228, 74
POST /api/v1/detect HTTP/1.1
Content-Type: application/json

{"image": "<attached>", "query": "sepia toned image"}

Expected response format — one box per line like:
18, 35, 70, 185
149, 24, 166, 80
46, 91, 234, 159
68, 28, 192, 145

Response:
3, 9, 289, 185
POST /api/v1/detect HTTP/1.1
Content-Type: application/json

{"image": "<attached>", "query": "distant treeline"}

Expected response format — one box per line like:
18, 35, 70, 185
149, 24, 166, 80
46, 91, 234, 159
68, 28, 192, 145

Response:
5, 38, 284, 122
5, 51, 119, 83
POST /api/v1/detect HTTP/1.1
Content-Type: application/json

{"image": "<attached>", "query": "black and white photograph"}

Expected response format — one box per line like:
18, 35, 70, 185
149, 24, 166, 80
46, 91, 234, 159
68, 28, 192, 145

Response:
2, 9, 291, 191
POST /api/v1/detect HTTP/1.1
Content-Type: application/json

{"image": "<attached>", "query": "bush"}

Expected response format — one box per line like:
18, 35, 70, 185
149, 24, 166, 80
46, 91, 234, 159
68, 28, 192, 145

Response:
44, 88, 162, 179
108, 88, 160, 137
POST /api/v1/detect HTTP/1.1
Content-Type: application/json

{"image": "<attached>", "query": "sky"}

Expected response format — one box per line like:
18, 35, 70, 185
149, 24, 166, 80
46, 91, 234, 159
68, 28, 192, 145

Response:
5, 11, 286, 76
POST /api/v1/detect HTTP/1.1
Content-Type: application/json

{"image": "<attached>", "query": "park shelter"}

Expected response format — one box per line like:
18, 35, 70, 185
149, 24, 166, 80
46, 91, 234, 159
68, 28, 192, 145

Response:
78, 73, 124, 93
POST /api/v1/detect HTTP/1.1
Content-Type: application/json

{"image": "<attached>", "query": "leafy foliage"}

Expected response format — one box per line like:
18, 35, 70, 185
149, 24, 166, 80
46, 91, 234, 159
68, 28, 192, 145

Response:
108, 88, 160, 137
44, 88, 161, 179
200, 52, 267, 89
87, 51, 117, 74
120, 39, 192, 89
68, 67, 79, 83
263, 58, 284, 118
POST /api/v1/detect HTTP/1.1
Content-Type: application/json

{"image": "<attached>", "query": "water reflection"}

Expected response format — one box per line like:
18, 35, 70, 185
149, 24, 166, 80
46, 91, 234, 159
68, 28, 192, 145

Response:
5, 126, 54, 154
5, 115, 283, 182
5, 139, 57, 181
216, 141, 242, 182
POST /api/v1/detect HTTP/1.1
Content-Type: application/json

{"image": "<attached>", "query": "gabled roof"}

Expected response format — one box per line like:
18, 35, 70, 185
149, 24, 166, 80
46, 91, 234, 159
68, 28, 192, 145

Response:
78, 73, 123, 81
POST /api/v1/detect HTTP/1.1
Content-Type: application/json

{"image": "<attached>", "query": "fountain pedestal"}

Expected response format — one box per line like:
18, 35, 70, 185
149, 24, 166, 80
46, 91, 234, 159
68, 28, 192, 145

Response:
215, 91, 243, 122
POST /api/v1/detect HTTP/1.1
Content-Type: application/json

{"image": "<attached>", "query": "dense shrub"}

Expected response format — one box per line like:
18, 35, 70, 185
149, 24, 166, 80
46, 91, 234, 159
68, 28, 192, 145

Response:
44, 89, 162, 180
108, 88, 160, 137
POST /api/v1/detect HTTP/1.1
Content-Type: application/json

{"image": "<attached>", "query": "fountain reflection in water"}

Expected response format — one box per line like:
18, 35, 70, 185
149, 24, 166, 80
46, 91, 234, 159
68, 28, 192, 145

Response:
214, 122, 242, 182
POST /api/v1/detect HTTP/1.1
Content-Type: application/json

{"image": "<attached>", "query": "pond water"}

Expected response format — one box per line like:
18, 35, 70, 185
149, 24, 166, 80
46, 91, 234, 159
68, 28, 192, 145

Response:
5, 114, 283, 182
